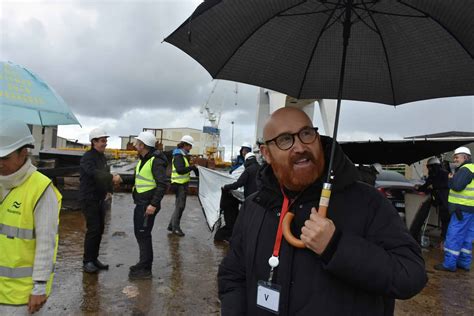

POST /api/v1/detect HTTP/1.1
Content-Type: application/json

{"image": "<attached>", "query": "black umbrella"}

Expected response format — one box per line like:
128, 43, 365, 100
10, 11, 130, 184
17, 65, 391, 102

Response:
165, 0, 474, 246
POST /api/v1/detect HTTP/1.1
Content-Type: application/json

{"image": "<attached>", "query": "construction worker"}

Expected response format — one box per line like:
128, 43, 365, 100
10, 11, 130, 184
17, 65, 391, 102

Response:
0, 119, 61, 314
80, 128, 120, 273
357, 162, 382, 186
435, 147, 474, 272
229, 142, 252, 174
414, 157, 450, 245
168, 135, 198, 237
120, 131, 168, 279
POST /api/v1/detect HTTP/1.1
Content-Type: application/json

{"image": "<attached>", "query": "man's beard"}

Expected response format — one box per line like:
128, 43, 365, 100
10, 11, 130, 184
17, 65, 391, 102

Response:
271, 151, 323, 192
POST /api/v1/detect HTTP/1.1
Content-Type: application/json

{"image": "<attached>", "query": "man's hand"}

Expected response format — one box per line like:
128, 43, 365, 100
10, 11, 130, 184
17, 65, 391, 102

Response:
112, 174, 122, 186
28, 294, 47, 314
448, 173, 454, 179
300, 207, 336, 255
145, 205, 157, 215
105, 192, 113, 201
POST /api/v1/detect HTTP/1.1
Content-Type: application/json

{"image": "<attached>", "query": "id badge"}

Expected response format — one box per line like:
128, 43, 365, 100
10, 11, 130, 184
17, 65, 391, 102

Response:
256, 280, 281, 314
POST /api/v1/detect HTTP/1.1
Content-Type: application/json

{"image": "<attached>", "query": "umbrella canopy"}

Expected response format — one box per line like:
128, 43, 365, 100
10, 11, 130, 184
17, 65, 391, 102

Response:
0, 61, 80, 126
165, 0, 474, 105
340, 139, 474, 165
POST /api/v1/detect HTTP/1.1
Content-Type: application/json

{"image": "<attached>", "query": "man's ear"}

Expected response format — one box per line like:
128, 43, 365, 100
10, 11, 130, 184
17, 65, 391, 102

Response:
260, 145, 272, 164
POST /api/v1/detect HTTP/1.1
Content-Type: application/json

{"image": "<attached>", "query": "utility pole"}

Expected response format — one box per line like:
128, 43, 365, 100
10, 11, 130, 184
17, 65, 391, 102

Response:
231, 121, 234, 161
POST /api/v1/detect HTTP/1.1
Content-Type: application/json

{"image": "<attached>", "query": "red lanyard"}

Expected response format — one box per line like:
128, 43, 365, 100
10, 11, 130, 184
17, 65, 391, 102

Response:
272, 191, 290, 258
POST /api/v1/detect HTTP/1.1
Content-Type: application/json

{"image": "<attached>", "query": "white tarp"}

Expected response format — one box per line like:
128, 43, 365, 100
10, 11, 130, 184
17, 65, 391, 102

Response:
197, 166, 244, 230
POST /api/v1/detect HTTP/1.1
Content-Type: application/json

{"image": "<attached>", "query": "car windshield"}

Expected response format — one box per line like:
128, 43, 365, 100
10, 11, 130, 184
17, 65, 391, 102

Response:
376, 170, 408, 183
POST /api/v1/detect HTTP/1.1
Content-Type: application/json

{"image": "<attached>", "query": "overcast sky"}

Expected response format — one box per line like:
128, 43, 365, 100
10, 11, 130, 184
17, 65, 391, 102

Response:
1, 0, 473, 157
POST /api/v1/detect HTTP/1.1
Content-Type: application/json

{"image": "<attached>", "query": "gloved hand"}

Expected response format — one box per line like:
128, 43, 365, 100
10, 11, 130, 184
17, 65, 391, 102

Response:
221, 185, 229, 191
455, 210, 464, 221
192, 165, 199, 176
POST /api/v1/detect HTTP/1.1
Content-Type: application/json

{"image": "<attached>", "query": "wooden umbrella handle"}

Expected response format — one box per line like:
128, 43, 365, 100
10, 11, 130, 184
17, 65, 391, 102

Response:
282, 212, 305, 248
282, 184, 332, 248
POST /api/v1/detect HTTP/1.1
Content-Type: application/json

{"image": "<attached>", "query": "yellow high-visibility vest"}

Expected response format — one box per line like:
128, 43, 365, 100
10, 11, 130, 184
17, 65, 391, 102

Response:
134, 157, 157, 193
0, 171, 61, 305
171, 150, 190, 184
448, 163, 474, 207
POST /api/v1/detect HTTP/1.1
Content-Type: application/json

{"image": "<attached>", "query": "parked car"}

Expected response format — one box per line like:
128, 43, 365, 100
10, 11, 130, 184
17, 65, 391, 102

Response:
375, 170, 419, 220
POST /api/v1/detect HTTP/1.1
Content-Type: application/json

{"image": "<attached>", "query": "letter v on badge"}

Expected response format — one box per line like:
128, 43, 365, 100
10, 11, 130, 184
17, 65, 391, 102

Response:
257, 280, 281, 314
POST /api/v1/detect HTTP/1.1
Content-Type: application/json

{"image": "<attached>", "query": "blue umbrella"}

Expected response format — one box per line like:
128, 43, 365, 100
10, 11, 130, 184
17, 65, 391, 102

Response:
0, 61, 80, 126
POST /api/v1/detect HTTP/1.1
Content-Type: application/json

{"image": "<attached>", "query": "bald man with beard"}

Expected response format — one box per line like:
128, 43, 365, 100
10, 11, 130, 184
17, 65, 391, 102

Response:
218, 108, 427, 316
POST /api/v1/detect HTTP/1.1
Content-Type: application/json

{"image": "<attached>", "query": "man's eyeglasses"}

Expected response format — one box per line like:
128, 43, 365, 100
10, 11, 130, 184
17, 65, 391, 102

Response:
265, 127, 319, 151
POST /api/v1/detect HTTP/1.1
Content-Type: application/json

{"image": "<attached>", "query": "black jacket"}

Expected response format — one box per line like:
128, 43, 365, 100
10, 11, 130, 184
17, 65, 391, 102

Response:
79, 148, 113, 201
173, 149, 198, 176
218, 136, 427, 316
418, 165, 449, 209
223, 157, 260, 198
122, 149, 168, 208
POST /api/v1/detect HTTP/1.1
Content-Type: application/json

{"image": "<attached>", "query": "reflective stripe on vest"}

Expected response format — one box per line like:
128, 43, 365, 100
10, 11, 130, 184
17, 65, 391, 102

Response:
448, 163, 474, 207
134, 157, 157, 193
0, 223, 35, 239
171, 150, 190, 184
0, 171, 62, 305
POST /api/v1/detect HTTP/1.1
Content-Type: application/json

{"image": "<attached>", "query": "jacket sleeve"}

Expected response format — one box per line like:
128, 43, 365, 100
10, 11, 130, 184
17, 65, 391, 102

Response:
417, 175, 433, 192
218, 201, 248, 315
224, 169, 249, 191
150, 156, 168, 208
32, 185, 59, 283
322, 193, 427, 299
121, 173, 135, 185
174, 154, 196, 174
80, 153, 113, 191
448, 167, 473, 191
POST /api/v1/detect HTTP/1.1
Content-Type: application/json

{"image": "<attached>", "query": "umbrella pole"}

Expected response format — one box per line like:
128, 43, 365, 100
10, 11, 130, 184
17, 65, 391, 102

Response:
318, 0, 352, 218
283, 1, 353, 249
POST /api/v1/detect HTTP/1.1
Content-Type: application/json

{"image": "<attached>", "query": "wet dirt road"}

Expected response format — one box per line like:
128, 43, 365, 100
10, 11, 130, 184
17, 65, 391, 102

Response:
43, 193, 472, 315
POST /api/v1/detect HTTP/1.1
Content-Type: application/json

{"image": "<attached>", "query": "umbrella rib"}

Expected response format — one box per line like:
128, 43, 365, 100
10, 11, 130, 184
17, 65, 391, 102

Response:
38, 110, 44, 126
366, 9, 426, 18
296, 1, 342, 99
278, 8, 335, 17
362, 1, 397, 105
213, 0, 308, 78
350, 7, 378, 33
398, 0, 473, 59
322, 8, 347, 33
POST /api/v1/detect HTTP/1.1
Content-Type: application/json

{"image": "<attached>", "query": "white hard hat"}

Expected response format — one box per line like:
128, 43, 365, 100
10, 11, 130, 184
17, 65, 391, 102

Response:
89, 128, 109, 142
136, 131, 157, 147
454, 146, 471, 156
427, 157, 441, 165
180, 135, 194, 146
244, 152, 256, 160
241, 142, 252, 149
0, 119, 35, 157
372, 163, 383, 174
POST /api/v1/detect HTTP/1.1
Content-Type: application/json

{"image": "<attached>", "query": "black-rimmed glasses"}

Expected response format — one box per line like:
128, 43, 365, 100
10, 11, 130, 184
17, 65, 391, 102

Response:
265, 127, 319, 151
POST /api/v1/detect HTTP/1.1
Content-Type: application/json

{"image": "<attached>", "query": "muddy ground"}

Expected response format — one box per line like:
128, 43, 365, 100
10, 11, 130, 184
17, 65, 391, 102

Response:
42, 193, 472, 315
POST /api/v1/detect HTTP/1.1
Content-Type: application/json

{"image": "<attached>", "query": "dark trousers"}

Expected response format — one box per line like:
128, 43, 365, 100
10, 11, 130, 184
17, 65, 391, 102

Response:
133, 204, 157, 270
214, 190, 240, 241
82, 199, 105, 263
169, 183, 188, 230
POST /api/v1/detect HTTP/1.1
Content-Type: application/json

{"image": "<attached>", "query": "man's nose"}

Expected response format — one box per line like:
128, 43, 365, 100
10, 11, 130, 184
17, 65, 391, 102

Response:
291, 136, 305, 152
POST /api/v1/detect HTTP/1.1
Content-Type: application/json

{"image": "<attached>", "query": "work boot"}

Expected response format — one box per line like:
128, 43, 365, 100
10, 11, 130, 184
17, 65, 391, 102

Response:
129, 263, 144, 272
83, 261, 99, 273
94, 259, 109, 270
128, 268, 152, 280
172, 228, 185, 237
434, 263, 456, 272
167, 224, 173, 232
457, 265, 471, 272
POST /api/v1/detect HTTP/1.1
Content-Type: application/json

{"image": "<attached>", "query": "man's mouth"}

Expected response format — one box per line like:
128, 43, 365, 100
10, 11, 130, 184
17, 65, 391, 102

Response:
292, 157, 313, 169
